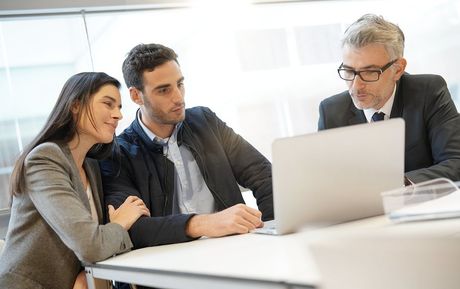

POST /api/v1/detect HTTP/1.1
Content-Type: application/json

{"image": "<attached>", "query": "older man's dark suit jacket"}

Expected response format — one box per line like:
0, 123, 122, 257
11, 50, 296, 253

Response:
318, 73, 460, 183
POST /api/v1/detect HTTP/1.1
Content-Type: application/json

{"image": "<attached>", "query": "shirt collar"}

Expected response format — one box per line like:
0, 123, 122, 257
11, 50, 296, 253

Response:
363, 84, 396, 122
136, 110, 181, 145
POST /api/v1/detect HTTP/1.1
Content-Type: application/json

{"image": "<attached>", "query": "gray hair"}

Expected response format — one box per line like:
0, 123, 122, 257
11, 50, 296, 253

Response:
342, 14, 405, 59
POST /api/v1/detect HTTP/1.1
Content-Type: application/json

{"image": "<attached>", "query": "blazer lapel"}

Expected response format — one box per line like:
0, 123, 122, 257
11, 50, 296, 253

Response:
62, 144, 91, 211
347, 102, 367, 125
390, 78, 404, 118
85, 160, 104, 224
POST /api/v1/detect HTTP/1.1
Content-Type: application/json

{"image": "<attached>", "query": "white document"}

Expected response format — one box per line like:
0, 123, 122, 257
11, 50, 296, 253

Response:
389, 190, 460, 222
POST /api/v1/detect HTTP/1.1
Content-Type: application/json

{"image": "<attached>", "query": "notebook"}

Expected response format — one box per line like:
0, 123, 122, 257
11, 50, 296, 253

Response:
254, 118, 405, 235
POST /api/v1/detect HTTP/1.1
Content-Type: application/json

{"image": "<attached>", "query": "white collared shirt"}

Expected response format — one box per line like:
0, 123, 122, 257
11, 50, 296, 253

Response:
137, 111, 216, 214
363, 84, 397, 122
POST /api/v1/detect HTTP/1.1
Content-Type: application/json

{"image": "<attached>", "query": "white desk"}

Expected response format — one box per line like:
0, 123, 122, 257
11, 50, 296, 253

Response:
85, 216, 460, 289
85, 230, 320, 289
309, 217, 460, 289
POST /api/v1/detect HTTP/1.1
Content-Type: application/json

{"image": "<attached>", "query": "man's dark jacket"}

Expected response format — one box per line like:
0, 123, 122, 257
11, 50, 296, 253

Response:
318, 73, 460, 183
100, 106, 273, 248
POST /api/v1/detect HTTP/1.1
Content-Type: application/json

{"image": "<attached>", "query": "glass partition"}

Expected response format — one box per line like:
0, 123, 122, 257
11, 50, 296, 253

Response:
0, 0, 459, 212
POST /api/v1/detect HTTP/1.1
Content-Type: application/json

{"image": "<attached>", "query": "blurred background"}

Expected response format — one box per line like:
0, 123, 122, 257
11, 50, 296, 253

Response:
1, 0, 459, 228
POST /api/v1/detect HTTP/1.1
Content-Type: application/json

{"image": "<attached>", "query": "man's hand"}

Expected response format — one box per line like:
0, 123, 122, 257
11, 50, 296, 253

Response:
185, 204, 263, 238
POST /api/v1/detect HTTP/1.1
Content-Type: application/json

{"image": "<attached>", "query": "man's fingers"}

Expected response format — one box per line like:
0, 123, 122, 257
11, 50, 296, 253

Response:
236, 206, 263, 227
236, 217, 258, 231
243, 205, 262, 218
234, 223, 252, 234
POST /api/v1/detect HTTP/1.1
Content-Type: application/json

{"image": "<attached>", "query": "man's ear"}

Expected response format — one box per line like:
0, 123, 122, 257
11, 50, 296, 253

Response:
393, 58, 407, 81
129, 87, 144, 105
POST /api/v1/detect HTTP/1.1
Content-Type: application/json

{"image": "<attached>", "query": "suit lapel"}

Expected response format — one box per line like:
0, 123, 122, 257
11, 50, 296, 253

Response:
390, 78, 404, 118
62, 144, 92, 210
62, 144, 103, 223
347, 101, 367, 125
85, 160, 104, 224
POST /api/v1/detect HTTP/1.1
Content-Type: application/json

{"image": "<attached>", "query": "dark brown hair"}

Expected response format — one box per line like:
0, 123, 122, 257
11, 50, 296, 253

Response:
122, 43, 178, 91
9, 72, 121, 196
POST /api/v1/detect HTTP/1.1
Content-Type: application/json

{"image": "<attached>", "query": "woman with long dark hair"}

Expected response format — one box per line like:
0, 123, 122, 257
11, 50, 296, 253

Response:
0, 72, 150, 289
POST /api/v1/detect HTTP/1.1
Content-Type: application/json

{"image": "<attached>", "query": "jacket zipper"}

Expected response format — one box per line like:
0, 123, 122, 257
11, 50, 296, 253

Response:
182, 141, 228, 209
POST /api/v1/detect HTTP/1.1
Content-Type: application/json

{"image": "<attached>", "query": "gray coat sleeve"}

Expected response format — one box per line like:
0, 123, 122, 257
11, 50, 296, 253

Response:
25, 143, 133, 263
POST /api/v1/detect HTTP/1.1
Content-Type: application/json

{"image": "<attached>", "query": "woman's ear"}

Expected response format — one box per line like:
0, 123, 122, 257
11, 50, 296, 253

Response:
71, 101, 80, 114
129, 87, 144, 105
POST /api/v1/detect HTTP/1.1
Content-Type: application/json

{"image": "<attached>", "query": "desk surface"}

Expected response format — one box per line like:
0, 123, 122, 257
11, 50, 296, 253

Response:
85, 216, 460, 289
88, 230, 320, 289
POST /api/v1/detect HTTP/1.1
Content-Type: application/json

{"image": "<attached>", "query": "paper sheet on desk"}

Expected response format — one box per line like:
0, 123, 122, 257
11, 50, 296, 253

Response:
390, 190, 460, 222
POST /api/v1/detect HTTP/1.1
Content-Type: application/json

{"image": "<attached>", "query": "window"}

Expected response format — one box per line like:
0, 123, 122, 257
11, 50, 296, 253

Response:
1, 0, 460, 211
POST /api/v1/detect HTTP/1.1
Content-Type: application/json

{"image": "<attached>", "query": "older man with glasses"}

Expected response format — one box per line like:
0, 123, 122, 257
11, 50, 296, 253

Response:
318, 14, 460, 184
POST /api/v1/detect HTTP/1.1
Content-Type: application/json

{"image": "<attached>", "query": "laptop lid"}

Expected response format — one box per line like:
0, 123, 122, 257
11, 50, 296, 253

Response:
271, 118, 405, 234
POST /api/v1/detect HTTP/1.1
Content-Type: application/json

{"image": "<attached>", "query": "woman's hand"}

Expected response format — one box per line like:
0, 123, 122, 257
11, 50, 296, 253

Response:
108, 196, 150, 230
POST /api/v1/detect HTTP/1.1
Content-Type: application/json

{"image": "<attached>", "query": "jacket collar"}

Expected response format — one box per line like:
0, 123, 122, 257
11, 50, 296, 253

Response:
131, 109, 186, 153
131, 111, 163, 154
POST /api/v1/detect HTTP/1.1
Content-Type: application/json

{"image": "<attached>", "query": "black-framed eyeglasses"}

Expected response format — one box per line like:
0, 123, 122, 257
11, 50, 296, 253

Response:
337, 59, 398, 82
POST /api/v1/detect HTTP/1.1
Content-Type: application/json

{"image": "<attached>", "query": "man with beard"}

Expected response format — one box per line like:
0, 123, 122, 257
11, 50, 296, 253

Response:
100, 43, 273, 251
318, 14, 460, 184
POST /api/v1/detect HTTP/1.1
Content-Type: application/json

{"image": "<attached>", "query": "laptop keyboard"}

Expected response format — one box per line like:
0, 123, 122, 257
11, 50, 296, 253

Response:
251, 220, 277, 235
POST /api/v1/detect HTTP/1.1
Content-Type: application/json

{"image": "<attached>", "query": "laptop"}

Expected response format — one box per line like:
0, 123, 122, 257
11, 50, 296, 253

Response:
254, 118, 405, 235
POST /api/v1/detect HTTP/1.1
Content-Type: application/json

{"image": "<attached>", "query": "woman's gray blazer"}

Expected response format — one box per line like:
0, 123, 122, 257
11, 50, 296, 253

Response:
0, 142, 133, 289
